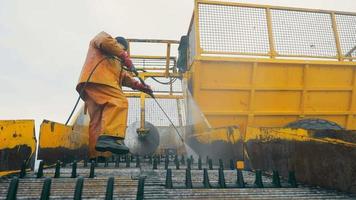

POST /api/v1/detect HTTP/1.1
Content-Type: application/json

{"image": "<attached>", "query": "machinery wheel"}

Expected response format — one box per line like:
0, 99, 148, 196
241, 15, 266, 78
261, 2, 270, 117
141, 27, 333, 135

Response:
285, 118, 344, 130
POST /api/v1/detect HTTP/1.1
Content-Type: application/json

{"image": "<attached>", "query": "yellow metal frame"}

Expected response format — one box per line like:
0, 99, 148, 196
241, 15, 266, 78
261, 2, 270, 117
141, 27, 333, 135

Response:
125, 39, 183, 130
192, 0, 356, 60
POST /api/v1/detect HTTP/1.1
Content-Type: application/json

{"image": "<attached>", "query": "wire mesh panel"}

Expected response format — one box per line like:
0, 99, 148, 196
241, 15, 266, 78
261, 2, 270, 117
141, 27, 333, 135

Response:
188, 22, 196, 66
336, 14, 356, 57
271, 9, 337, 57
198, 3, 270, 54
145, 99, 184, 126
127, 98, 140, 125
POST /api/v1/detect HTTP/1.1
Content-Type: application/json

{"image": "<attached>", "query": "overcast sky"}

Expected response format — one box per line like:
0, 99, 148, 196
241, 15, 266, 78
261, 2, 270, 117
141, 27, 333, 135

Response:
1, 0, 356, 135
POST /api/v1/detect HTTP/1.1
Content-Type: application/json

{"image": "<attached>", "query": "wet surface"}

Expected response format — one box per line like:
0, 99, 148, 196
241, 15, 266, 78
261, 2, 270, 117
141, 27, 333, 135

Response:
0, 145, 33, 172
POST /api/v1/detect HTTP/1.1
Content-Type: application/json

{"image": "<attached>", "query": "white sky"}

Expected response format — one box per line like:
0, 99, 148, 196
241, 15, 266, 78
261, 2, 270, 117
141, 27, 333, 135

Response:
0, 0, 356, 135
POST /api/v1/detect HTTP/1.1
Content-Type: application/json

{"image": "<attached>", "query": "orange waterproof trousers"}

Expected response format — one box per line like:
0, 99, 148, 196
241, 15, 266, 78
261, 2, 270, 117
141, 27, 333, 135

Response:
84, 83, 128, 158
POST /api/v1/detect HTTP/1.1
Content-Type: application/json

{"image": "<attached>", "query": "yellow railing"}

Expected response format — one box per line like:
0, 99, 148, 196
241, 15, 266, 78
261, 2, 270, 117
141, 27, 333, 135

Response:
189, 0, 356, 62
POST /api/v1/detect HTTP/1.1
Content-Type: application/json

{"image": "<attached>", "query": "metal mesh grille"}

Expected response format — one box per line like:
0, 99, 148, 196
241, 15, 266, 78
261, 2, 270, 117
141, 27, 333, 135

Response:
336, 14, 356, 57
188, 22, 196, 66
271, 9, 337, 57
133, 58, 175, 70
198, 3, 270, 54
127, 98, 185, 127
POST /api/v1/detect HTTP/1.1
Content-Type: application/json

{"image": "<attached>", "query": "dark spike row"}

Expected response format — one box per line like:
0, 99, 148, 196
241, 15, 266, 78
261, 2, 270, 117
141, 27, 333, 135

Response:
254, 170, 264, 188
40, 178, 51, 200
165, 169, 173, 189
272, 170, 281, 188
198, 156, 202, 170
95, 158, 98, 167
230, 159, 235, 170
174, 155, 178, 164
104, 158, 109, 168
19, 160, 27, 178
83, 159, 88, 168
208, 159, 213, 170
6, 177, 19, 200
136, 155, 141, 168
136, 177, 145, 200
153, 158, 158, 170
219, 159, 224, 170
149, 155, 152, 164
89, 161, 95, 178
164, 156, 169, 170
288, 171, 298, 188
175, 159, 180, 170
37, 160, 44, 178
105, 177, 114, 200
185, 168, 192, 189
181, 155, 185, 165
203, 168, 211, 188
157, 155, 161, 165
218, 168, 226, 188
126, 156, 130, 167
115, 159, 120, 168
54, 161, 61, 178
187, 158, 191, 170
236, 169, 245, 188
71, 160, 78, 178
73, 177, 84, 200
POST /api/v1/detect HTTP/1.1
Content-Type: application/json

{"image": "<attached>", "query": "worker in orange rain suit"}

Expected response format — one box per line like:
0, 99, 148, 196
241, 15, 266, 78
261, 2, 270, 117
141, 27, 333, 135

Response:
76, 31, 152, 158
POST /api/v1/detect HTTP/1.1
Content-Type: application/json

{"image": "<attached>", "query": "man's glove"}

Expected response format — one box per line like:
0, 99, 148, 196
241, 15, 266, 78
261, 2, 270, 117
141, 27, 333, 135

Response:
118, 51, 134, 69
133, 82, 153, 96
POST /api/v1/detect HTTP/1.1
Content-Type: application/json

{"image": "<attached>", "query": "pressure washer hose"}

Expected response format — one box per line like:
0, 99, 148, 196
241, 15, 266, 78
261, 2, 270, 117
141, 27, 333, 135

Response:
65, 57, 185, 144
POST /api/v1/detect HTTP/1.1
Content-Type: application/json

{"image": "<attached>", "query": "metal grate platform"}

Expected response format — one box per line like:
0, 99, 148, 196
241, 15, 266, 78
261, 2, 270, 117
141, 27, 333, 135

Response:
1, 155, 354, 199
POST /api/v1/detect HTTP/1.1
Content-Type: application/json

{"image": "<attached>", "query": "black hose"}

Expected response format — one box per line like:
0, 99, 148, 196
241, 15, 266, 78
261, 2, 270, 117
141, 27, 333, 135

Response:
65, 56, 129, 125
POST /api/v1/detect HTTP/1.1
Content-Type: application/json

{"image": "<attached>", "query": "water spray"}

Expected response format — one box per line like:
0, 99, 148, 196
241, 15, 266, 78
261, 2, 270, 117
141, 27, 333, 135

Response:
136, 76, 185, 143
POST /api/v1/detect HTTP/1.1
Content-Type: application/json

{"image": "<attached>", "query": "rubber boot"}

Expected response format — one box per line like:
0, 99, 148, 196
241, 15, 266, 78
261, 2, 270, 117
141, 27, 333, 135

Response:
95, 135, 129, 155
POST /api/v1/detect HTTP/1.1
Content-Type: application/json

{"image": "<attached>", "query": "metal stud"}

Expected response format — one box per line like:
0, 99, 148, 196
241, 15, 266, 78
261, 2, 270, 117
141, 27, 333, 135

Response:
203, 168, 211, 188
185, 168, 192, 189
165, 169, 173, 189
71, 160, 77, 178
40, 178, 52, 200
6, 177, 19, 200
136, 177, 145, 200
37, 161, 44, 178
105, 177, 114, 200
54, 161, 61, 178
218, 168, 226, 188
254, 170, 264, 188
73, 177, 84, 200
89, 161, 95, 178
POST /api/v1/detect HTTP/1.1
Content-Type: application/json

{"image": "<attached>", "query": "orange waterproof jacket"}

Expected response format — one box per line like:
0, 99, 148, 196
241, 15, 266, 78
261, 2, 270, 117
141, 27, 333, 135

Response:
76, 31, 137, 93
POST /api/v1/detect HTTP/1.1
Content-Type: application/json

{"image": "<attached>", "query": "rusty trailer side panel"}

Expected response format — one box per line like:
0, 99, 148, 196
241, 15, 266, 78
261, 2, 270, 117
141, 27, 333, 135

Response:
0, 120, 36, 176
37, 119, 89, 165
245, 127, 356, 193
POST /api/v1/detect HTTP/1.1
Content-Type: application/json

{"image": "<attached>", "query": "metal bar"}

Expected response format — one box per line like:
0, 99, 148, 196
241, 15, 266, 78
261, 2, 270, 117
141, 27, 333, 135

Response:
124, 93, 183, 99
204, 111, 355, 116
196, 55, 356, 65
165, 43, 171, 77
266, 8, 277, 58
196, 0, 356, 16
346, 67, 356, 129
202, 50, 269, 57
127, 39, 179, 44
194, 0, 202, 56
131, 55, 176, 60
200, 85, 354, 91
331, 12, 344, 61
140, 76, 146, 131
